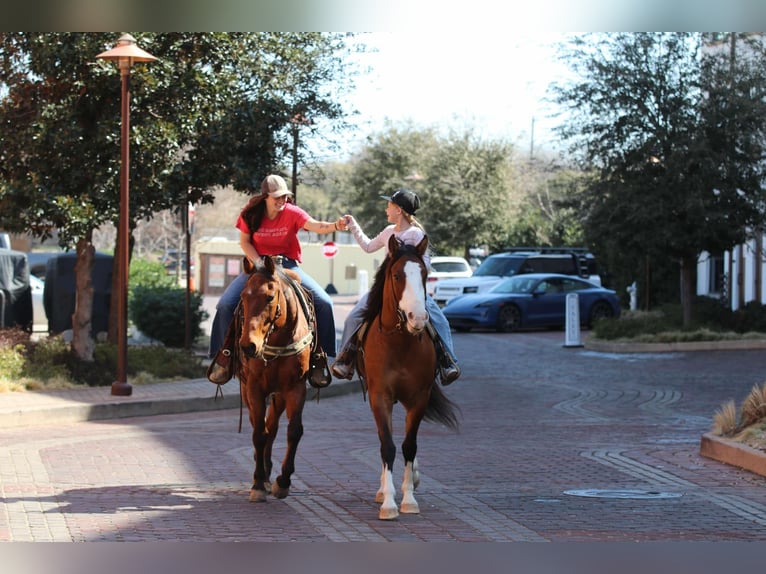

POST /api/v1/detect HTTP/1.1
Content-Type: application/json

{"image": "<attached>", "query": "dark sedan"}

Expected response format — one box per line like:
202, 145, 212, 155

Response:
443, 273, 621, 333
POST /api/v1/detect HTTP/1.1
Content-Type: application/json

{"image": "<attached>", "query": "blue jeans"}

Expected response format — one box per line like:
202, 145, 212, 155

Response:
209, 259, 336, 359
338, 292, 457, 361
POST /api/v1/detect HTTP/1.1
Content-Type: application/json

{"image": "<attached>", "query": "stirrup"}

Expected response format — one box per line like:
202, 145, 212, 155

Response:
308, 351, 332, 388
207, 348, 233, 384
440, 362, 461, 386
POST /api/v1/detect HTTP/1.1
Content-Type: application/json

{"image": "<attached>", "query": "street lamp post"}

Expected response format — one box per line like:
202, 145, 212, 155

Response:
96, 34, 157, 397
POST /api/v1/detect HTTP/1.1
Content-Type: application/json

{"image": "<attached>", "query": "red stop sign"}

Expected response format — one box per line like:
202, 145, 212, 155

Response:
322, 241, 338, 258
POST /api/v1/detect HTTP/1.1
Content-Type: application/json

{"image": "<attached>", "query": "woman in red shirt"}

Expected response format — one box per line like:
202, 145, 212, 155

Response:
207, 174, 347, 387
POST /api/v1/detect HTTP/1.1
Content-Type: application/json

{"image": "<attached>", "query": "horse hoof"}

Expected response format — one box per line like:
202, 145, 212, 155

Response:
271, 483, 289, 499
400, 502, 420, 514
379, 506, 399, 520
249, 489, 268, 503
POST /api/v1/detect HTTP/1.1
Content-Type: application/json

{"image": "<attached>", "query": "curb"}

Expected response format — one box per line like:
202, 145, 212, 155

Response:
585, 338, 766, 353
699, 432, 766, 478
0, 379, 363, 429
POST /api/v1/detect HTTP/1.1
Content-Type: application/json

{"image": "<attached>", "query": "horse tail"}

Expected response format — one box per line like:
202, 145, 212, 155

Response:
424, 383, 461, 431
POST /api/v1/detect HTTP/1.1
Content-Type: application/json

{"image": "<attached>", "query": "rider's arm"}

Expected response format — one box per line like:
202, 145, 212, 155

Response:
345, 216, 393, 254
303, 216, 347, 234
239, 231, 263, 267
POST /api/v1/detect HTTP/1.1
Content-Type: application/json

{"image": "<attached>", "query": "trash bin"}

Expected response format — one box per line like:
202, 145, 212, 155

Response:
44, 252, 113, 335
0, 248, 33, 330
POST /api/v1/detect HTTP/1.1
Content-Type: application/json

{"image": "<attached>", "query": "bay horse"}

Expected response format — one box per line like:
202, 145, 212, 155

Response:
357, 235, 460, 520
235, 255, 314, 503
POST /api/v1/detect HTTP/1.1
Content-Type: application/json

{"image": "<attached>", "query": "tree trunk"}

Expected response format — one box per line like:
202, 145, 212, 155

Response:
679, 254, 695, 328
72, 232, 95, 361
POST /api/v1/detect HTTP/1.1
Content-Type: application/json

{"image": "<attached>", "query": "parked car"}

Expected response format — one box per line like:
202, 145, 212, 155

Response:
427, 256, 473, 296
443, 273, 620, 333
433, 249, 602, 307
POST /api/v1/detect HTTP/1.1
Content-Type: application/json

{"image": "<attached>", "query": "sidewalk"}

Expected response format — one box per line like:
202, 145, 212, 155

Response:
0, 293, 363, 429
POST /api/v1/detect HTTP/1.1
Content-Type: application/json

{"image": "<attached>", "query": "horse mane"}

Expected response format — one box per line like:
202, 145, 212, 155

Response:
361, 238, 423, 325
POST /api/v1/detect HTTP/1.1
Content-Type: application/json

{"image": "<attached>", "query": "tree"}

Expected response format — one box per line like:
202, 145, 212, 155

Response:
346, 123, 520, 258
0, 32, 359, 360
551, 33, 766, 325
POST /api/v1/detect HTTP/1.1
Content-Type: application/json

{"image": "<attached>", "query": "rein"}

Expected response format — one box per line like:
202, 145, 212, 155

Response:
244, 268, 315, 364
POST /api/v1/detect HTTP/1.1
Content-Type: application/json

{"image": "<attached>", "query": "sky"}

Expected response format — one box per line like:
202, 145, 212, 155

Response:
315, 31, 572, 161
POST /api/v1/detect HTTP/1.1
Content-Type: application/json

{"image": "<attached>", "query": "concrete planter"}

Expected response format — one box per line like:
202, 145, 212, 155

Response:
700, 433, 766, 478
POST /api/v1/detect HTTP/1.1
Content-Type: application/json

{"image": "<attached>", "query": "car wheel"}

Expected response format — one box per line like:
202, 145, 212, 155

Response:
588, 300, 614, 327
496, 305, 521, 332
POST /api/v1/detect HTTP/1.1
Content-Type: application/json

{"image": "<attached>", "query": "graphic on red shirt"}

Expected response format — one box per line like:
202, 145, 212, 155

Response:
236, 203, 309, 263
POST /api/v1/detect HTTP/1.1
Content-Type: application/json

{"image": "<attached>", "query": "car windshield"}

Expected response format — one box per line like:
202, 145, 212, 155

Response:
489, 276, 539, 294
473, 257, 523, 277
431, 261, 468, 273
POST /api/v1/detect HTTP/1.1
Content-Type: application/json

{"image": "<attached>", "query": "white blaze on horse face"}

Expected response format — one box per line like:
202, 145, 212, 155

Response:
400, 260, 428, 333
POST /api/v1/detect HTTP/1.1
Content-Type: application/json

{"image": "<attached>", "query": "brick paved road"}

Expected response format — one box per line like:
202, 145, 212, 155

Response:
1, 327, 766, 542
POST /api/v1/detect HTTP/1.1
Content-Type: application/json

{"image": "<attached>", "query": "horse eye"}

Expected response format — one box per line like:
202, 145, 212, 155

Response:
266, 294, 275, 304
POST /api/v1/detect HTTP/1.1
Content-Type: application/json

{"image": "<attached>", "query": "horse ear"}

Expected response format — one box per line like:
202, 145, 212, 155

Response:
416, 235, 428, 257
243, 256, 254, 274
264, 255, 276, 275
387, 234, 400, 255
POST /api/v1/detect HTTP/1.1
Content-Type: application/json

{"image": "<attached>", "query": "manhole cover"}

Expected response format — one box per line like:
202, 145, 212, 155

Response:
563, 489, 683, 499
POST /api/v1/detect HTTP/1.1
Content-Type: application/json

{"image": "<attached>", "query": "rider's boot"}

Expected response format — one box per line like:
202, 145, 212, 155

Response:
207, 321, 236, 384
330, 340, 357, 380
437, 345, 461, 386
426, 322, 461, 386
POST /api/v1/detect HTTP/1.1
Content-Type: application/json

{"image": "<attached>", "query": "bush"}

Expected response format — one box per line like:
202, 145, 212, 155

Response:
129, 258, 176, 291
592, 297, 766, 341
65, 343, 206, 387
0, 327, 207, 390
130, 285, 209, 348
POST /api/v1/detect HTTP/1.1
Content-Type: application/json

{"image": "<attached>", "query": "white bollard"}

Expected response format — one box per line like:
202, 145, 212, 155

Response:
357, 270, 369, 297
627, 281, 637, 311
564, 293, 583, 348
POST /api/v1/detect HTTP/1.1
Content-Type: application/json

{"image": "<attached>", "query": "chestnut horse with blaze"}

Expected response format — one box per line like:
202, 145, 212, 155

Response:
235, 255, 314, 503
358, 235, 460, 520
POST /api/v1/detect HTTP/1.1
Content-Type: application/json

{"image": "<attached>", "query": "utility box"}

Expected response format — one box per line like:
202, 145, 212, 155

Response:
44, 252, 113, 336
0, 248, 33, 330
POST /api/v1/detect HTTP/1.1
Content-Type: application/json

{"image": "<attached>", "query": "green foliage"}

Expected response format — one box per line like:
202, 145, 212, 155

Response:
130, 285, 209, 348
24, 336, 71, 382
552, 33, 766, 325
592, 298, 766, 341
129, 258, 176, 290
0, 32, 359, 357
347, 123, 522, 257
0, 328, 206, 390
65, 344, 205, 387
0, 345, 26, 380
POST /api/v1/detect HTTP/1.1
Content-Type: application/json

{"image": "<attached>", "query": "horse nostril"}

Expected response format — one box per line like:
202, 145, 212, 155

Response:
242, 343, 257, 359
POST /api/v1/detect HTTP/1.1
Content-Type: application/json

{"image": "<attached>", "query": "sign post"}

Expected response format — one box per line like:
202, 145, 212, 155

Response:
322, 241, 338, 294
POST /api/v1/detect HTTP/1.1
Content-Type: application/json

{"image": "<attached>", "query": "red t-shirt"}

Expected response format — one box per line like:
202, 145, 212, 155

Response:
235, 203, 310, 263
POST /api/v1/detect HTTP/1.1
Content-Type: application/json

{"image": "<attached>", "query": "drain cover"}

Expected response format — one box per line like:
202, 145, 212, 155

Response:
563, 489, 683, 499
